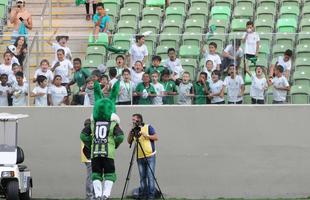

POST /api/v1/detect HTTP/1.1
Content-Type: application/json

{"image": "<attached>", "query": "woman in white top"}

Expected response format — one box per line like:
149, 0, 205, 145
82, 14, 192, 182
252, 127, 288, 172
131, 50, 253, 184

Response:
245, 65, 268, 104
128, 35, 148, 68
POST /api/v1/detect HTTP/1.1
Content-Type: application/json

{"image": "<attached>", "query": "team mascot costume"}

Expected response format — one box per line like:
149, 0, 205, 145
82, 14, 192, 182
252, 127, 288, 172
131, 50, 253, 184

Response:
85, 80, 124, 200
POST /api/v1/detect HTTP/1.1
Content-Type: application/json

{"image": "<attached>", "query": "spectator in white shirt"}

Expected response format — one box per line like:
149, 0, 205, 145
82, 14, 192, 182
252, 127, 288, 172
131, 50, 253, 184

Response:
270, 49, 293, 80
269, 65, 290, 104
48, 75, 68, 106
47, 29, 72, 61
0, 52, 13, 76
164, 48, 184, 80
118, 68, 134, 105
223, 65, 245, 104
51, 49, 73, 86
202, 42, 221, 71
12, 71, 28, 106
202, 60, 214, 83
109, 67, 118, 89
30, 75, 48, 106
131, 60, 145, 90
128, 35, 148, 68
245, 65, 268, 104
115, 55, 127, 78
222, 39, 243, 71
242, 21, 260, 59
33, 59, 54, 85
0, 74, 11, 106
151, 71, 165, 105
208, 70, 225, 104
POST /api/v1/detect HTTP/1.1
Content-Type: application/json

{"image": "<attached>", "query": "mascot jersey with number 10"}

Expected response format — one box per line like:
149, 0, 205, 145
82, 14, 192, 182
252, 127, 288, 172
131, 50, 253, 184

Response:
89, 80, 124, 200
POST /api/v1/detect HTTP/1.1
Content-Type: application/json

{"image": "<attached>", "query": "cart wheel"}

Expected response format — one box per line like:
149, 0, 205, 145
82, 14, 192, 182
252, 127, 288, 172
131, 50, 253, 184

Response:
6, 180, 19, 200
20, 186, 32, 200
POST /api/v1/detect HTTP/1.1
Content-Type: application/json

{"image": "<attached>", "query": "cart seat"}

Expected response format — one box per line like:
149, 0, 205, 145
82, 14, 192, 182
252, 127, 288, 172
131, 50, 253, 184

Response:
18, 165, 27, 172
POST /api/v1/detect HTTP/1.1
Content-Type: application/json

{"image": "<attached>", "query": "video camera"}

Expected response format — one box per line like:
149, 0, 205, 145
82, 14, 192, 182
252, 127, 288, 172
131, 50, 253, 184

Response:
130, 122, 142, 139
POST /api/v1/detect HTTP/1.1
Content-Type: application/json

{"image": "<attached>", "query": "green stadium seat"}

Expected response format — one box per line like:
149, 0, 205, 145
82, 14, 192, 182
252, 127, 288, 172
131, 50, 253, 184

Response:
277, 18, 298, 32
233, 5, 253, 19
214, 0, 233, 8
140, 18, 161, 34
83, 55, 105, 68
293, 70, 310, 86
258, 0, 278, 7
142, 7, 162, 21
297, 33, 310, 45
181, 58, 198, 80
280, 0, 300, 7
256, 5, 276, 22
279, 5, 300, 20
112, 33, 132, 50
145, 40, 155, 55
184, 18, 205, 33
188, 6, 209, 24
117, 20, 137, 34
296, 44, 310, 58
88, 33, 109, 46
182, 32, 203, 47
146, 0, 165, 7
86, 46, 106, 57
275, 33, 295, 46
295, 67, 310, 74
120, 7, 140, 21
106, 59, 117, 68
256, 57, 268, 68
259, 33, 273, 43
105, 6, 118, 22
228, 32, 244, 41
211, 6, 231, 20
290, 85, 310, 104
156, 45, 170, 60
165, 6, 186, 22
231, 18, 248, 32
169, 0, 189, 10
300, 18, 310, 32
258, 43, 270, 58
0, 0, 8, 6
159, 33, 181, 48
124, 0, 143, 11
272, 43, 293, 58
208, 18, 228, 33
179, 45, 200, 59
302, 5, 310, 19
255, 18, 274, 33
162, 19, 183, 34
236, 0, 255, 7
191, 0, 209, 8
295, 57, 310, 69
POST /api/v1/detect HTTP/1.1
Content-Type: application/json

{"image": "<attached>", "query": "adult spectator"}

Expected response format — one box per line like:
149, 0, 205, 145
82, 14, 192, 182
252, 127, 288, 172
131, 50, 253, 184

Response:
10, 0, 32, 42
13, 36, 27, 65
128, 35, 148, 68
222, 39, 243, 71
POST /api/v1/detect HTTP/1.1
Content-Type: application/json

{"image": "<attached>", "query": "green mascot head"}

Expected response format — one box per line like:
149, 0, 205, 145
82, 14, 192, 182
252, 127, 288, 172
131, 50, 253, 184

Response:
92, 80, 120, 122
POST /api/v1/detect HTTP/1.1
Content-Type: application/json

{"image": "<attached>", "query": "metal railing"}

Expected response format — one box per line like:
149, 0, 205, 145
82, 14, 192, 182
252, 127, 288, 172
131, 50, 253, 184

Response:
40, 0, 52, 61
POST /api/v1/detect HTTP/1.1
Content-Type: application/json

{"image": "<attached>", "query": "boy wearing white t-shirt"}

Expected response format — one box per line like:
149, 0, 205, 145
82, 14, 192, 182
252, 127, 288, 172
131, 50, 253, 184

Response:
131, 60, 145, 90
0, 74, 11, 106
128, 35, 148, 68
164, 48, 184, 80
242, 21, 260, 59
208, 70, 225, 104
223, 65, 245, 104
202, 60, 214, 84
203, 42, 221, 71
47, 29, 72, 61
118, 69, 134, 105
151, 71, 165, 105
12, 72, 28, 106
245, 65, 268, 104
270, 49, 292, 80
30, 75, 48, 106
269, 65, 290, 104
51, 49, 73, 85
48, 75, 68, 106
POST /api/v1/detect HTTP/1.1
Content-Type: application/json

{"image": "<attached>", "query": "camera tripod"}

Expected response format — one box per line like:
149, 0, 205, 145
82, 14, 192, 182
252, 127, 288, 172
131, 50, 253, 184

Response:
121, 138, 165, 200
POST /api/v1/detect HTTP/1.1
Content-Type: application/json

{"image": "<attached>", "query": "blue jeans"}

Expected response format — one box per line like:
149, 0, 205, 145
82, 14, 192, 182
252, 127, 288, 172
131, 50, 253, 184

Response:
137, 155, 156, 199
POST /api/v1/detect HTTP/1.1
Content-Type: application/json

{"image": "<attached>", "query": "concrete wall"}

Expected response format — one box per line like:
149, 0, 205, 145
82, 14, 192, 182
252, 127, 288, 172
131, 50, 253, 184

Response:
0, 106, 310, 199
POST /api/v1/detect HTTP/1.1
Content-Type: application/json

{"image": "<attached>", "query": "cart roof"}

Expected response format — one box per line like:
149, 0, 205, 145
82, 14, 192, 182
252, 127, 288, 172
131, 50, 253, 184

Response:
0, 113, 29, 121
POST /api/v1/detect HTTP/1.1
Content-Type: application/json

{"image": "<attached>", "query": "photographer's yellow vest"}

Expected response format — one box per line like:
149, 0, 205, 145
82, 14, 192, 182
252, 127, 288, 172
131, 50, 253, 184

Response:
137, 124, 156, 159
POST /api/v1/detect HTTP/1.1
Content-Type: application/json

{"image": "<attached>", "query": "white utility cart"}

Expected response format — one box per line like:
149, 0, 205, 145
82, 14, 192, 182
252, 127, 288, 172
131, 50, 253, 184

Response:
0, 113, 32, 200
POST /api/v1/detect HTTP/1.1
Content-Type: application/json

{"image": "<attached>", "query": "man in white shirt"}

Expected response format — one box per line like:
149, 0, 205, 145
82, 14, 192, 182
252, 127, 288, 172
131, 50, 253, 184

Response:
203, 42, 221, 71
242, 21, 260, 59
222, 39, 244, 70
270, 49, 292, 80
223, 65, 245, 104
164, 48, 184, 80
128, 35, 148, 68
270, 65, 290, 104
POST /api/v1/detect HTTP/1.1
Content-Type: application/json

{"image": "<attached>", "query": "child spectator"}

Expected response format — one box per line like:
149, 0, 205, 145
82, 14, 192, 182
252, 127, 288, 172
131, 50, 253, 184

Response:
85, 0, 97, 21
270, 49, 293, 80
242, 21, 260, 59
8, 63, 23, 86
0, 74, 11, 106
93, 3, 111, 40
177, 71, 194, 105
161, 69, 178, 105
7, 45, 21, 65
223, 65, 245, 104
101, 74, 110, 97
245, 65, 268, 104
30, 75, 48, 106
151, 71, 165, 105
33, 59, 54, 84
203, 42, 221, 71
146, 56, 165, 76
164, 48, 184, 80
83, 78, 95, 106
193, 72, 209, 104
51, 49, 73, 87
115, 55, 127, 78
222, 39, 243, 70
109, 67, 118, 89
208, 70, 225, 104
48, 75, 68, 106
202, 60, 214, 84
270, 65, 290, 104
131, 60, 145, 89
47, 29, 72, 61
118, 69, 134, 105
128, 35, 148, 68
134, 73, 156, 105
0, 52, 13, 76
12, 71, 28, 106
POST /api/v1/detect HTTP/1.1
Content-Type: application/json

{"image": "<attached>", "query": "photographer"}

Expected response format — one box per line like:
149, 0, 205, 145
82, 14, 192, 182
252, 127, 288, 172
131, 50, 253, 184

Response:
10, 0, 32, 42
127, 114, 158, 200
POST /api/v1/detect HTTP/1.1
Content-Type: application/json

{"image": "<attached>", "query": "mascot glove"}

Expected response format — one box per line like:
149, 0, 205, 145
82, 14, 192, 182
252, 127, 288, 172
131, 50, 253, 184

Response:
111, 113, 120, 124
